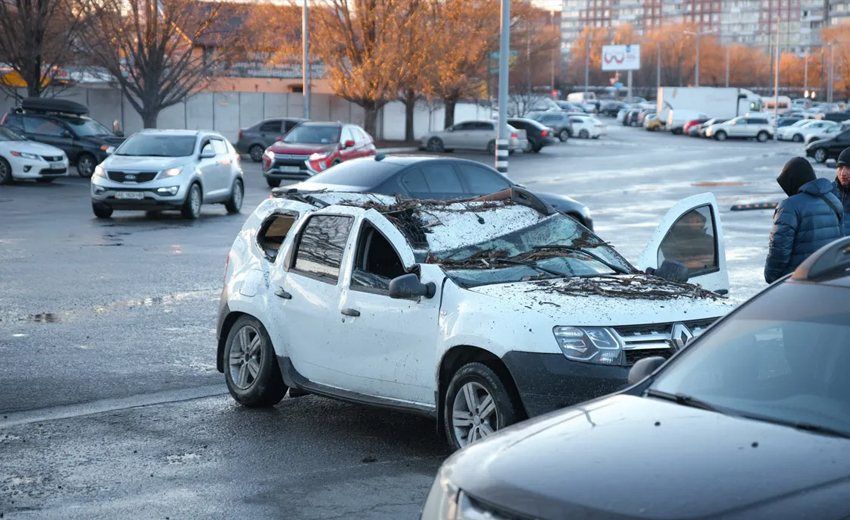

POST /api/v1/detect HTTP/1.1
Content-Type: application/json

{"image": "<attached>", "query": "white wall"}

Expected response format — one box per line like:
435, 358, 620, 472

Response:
378, 100, 493, 140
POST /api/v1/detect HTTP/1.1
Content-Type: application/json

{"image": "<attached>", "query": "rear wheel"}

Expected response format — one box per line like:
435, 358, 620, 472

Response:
714, 131, 727, 142
0, 158, 13, 185
792, 134, 804, 143
814, 148, 828, 163
76, 154, 96, 178
523, 139, 534, 153
92, 203, 113, 219
224, 316, 287, 407
444, 362, 519, 451
181, 183, 202, 219
249, 145, 264, 162
486, 140, 496, 154
558, 129, 569, 142
757, 131, 769, 142
427, 137, 444, 152
266, 178, 281, 188
225, 178, 243, 214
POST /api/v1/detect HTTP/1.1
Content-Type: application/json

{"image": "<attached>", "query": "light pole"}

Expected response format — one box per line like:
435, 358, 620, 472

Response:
302, 0, 310, 119
496, 0, 510, 174
804, 50, 808, 95
773, 14, 779, 135
725, 45, 730, 87
584, 33, 592, 97
550, 11, 556, 97
684, 29, 716, 87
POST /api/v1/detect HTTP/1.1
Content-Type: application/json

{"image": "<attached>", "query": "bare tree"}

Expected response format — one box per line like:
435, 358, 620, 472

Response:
77, 0, 244, 128
0, 0, 81, 98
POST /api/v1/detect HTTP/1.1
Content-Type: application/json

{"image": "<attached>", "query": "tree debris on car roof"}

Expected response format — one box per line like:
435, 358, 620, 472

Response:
526, 275, 722, 301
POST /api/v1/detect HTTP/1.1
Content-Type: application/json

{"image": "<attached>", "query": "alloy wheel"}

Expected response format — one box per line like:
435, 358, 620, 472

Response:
77, 156, 95, 177
228, 325, 263, 390
250, 145, 264, 162
451, 381, 498, 448
0, 159, 10, 184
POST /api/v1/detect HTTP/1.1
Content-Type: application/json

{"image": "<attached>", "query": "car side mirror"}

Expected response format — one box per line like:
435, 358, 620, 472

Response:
388, 273, 436, 300
646, 260, 689, 284
115, 130, 124, 138
200, 148, 215, 159
61, 130, 72, 138
343, 139, 355, 149
628, 356, 667, 385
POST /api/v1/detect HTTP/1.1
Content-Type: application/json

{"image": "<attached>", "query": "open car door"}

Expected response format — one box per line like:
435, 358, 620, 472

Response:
636, 193, 729, 295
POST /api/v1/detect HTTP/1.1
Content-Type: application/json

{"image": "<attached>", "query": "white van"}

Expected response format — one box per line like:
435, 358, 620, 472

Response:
567, 92, 597, 104
762, 96, 791, 114
667, 109, 708, 134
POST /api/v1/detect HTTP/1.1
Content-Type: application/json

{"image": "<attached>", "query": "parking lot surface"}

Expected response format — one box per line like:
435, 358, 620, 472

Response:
0, 124, 835, 518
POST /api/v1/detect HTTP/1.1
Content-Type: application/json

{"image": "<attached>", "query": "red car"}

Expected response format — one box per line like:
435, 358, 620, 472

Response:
261, 122, 376, 188
682, 118, 709, 135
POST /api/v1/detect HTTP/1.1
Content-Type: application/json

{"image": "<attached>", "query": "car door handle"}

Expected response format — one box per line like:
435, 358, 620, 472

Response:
275, 287, 292, 300
340, 308, 360, 317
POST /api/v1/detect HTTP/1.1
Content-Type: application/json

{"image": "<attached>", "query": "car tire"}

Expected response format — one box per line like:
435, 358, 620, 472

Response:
225, 178, 243, 214
36, 178, 55, 183
444, 362, 520, 451
427, 137, 444, 153
815, 148, 828, 163
714, 131, 727, 142
180, 183, 202, 220
266, 178, 281, 188
249, 145, 264, 162
558, 129, 569, 142
792, 134, 804, 143
331, 159, 342, 167
223, 315, 287, 407
486, 140, 496, 154
0, 158, 13, 185
92, 203, 113, 219
579, 129, 589, 138
757, 131, 769, 142
76, 154, 96, 178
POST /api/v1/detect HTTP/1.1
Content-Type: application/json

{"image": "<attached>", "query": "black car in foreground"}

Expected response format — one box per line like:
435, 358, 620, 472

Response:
507, 118, 557, 153
1, 98, 124, 177
421, 237, 850, 520
807, 128, 850, 163
274, 155, 593, 229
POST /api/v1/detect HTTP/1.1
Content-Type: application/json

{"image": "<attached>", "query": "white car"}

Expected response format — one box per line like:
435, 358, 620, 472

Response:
216, 188, 735, 450
569, 115, 606, 138
704, 116, 773, 142
804, 122, 848, 145
0, 126, 69, 184
779, 120, 838, 143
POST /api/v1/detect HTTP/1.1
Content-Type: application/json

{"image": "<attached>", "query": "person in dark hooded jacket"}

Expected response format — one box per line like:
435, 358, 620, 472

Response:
764, 157, 844, 283
832, 147, 850, 236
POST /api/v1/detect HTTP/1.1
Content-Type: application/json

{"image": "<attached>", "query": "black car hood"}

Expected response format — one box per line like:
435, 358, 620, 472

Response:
445, 395, 850, 519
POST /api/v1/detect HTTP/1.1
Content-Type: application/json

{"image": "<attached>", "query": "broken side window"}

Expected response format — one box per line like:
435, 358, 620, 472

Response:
350, 222, 406, 293
658, 205, 718, 277
293, 215, 353, 282
257, 214, 296, 261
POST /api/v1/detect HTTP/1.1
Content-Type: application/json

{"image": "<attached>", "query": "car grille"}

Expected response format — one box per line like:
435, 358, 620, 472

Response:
272, 153, 310, 172
40, 168, 67, 175
107, 171, 158, 183
615, 318, 718, 365
41, 155, 63, 162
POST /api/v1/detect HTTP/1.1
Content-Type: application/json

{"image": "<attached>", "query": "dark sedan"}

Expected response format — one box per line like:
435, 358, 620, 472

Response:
421, 237, 850, 520
275, 155, 593, 229
508, 118, 557, 153
807, 128, 850, 163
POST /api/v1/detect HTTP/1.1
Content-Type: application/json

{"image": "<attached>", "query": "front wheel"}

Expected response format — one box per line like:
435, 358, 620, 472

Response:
76, 154, 96, 178
427, 137, 444, 153
224, 316, 287, 407
444, 362, 519, 451
579, 129, 589, 139
225, 178, 243, 214
792, 134, 804, 143
714, 131, 727, 142
558, 129, 569, 142
92, 203, 113, 219
181, 183, 202, 219
757, 131, 769, 143
815, 148, 828, 163
0, 158, 13, 185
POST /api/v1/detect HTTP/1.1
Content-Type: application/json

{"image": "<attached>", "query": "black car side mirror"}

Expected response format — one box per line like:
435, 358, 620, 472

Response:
628, 356, 666, 385
61, 130, 72, 138
115, 130, 124, 137
646, 260, 689, 283
388, 273, 436, 300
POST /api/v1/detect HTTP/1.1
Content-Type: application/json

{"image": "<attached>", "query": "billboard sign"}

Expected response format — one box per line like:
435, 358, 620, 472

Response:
602, 44, 641, 71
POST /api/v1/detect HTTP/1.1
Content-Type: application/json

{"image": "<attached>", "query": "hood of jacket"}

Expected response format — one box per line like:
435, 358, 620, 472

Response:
799, 177, 838, 197
777, 157, 817, 196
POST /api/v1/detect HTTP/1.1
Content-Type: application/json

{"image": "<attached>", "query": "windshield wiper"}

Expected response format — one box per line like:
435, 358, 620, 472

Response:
532, 245, 630, 275
486, 257, 565, 278
645, 389, 728, 414
728, 412, 850, 440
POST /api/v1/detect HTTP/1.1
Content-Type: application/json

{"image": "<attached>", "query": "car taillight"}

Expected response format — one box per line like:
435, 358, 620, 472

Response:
541, 130, 548, 137
238, 130, 242, 140
511, 133, 518, 138
0, 113, 7, 126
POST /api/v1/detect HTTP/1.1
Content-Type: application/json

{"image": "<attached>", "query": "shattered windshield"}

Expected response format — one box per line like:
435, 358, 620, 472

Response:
429, 214, 634, 287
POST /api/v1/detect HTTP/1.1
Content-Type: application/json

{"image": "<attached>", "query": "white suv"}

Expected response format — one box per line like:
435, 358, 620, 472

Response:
216, 189, 735, 449
705, 116, 774, 142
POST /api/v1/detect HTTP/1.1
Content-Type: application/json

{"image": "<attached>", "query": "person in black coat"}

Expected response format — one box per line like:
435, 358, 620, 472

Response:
833, 148, 850, 236
764, 157, 844, 284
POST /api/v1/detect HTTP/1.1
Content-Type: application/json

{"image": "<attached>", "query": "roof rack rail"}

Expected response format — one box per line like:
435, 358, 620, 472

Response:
792, 237, 850, 282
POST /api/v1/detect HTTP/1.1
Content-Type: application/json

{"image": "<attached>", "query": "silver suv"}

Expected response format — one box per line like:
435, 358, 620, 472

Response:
90, 130, 244, 219
704, 116, 774, 142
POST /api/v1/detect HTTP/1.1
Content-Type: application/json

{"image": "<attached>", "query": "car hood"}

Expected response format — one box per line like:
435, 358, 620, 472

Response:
267, 142, 336, 155
0, 140, 65, 156
102, 155, 192, 171
466, 275, 734, 326
808, 137, 836, 149
445, 394, 850, 519
81, 135, 125, 146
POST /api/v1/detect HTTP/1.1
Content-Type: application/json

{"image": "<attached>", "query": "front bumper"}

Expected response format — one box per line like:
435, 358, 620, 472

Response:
8, 156, 69, 179
91, 178, 189, 209
502, 351, 629, 417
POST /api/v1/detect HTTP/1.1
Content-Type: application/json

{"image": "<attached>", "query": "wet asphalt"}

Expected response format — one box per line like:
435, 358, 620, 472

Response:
0, 124, 834, 518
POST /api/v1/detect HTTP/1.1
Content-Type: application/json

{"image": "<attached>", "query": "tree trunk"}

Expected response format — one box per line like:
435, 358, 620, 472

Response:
363, 105, 379, 138
678, 56, 684, 87
404, 90, 416, 142
443, 96, 458, 129
142, 109, 159, 129
26, 60, 42, 98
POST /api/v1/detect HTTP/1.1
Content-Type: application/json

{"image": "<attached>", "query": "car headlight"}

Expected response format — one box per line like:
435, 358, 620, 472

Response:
263, 149, 275, 160
553, 326, 623, 365
420, 470, 459, 520
10, 151, 40, 160
156, 167, 182, 179
310, 151, 332, 161
93, 165, 106, 178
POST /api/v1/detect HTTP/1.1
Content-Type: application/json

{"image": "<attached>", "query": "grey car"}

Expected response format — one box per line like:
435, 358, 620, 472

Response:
90, 130, 244, 219
529, 111, 573, 141
236, 118, 306, 162
420, 120, 524, 153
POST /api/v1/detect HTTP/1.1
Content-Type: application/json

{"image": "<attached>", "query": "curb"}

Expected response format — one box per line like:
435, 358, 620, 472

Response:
377, 147, 420, 154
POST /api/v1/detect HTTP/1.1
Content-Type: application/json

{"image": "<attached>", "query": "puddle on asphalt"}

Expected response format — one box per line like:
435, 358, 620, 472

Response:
23, 313, 65, 323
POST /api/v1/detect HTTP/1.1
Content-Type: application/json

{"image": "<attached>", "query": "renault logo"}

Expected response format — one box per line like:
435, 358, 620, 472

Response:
671, 323, 694, 350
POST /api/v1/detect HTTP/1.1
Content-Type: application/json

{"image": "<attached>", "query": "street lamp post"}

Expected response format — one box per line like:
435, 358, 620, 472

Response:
584, 34, 591, 96
496, 0, 510, 174
684, 29, 716, 87
725, 46, 730, 87
302, 0, 310, 119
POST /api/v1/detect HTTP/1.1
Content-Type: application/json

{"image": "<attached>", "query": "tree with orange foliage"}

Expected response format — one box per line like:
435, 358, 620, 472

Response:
822, 27, 850, 98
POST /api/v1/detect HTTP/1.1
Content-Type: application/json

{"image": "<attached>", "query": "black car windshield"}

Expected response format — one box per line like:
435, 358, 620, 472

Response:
115, 134, 197, 157
0, 127, 26, 141
650, 282, 850, 437
432, 214, 634, 287
65, 118, 112, 137
283, 125, 340, 144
